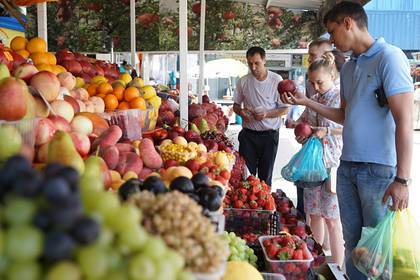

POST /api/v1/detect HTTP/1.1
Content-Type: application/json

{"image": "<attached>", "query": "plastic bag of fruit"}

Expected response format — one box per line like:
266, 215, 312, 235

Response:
352, 211, 395, 279
281, 137, 328, 183
392, 210, 420, 279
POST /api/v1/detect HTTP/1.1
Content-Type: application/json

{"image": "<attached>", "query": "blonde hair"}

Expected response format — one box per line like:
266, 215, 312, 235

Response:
308, 52, 338, 78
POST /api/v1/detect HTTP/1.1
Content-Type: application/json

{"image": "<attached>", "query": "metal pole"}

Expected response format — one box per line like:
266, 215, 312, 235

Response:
37, 3, 48, 51
130, 0, 136, 70
198, 0, 206, 104
179, 0, 188, 129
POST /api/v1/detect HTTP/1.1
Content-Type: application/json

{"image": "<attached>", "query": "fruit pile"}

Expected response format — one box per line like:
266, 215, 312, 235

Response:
128, 191, 229, 273
223, 232, 258, 267
188, 101, 229, 132
229, 152, 246, 188
224, 176, 275, 210
261, 234, 313, 279
0, 155, 190, 280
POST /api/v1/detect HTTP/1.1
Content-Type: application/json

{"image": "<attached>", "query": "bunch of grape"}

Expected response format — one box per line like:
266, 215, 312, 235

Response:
129, 191, 229, 273
223, 232, 258, 267
0, 155, 192, 280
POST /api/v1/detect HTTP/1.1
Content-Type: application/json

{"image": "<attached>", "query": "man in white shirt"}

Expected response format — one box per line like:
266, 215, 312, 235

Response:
233, 47, 289, 186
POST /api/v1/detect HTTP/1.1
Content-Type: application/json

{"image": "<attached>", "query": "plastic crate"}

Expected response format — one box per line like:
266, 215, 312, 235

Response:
223, 208, 279, 245
0, 118, 39, 162
259, 235, 314, 280
261, 272, 286, 280
99, 108, 158, 140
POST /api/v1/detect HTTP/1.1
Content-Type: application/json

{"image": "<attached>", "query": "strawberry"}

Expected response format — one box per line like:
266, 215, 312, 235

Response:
303, 248, 313, 260
264, 199, 275, 210
276, 247, 291, 260
249, 194, 258, 201
293, 249, 304, 260
252, 184, 262, 193
249, 200, 258, 209
257, 198, 266, 206
283, 263, 296, 274
263, 239, 272, 248
234, 200, 244, 208
280, 236, 295, 248
238, 193, 248, 202
220, 169, 230, 180
267, 243, 279, 259
239, 188, 248, 195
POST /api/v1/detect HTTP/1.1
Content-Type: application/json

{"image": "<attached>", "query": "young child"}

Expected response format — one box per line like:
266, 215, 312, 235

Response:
296, 52, 344, 267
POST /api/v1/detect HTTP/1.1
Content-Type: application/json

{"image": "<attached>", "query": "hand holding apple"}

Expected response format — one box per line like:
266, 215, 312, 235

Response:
280, 89, 307, 106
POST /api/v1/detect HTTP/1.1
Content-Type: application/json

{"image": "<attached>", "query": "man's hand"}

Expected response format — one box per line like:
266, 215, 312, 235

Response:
253, 111, 266, 121
312, 127, 328, 139
382, 181, 409, 211
295, 136, 308, 144
241, 108, 253, 123
280, 90, 308, 106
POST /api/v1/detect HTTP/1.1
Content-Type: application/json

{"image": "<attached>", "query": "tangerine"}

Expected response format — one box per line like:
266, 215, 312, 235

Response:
30, 52, 49, 65
104, 94, 119, 110
118, 101, 130, 110
10, 36, 27, 51
87, 84, 98, 96
129, 97, 147, 110
124, 87, 140, 102
97, 82, 113, 95
46, 52, 57, 65
113, 86, 125, 101
15, 49, 30, 58
26, 37, 47, 54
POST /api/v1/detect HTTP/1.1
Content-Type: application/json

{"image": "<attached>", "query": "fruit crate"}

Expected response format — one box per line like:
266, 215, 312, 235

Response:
0, 118, 39, 162
223, 208, 279, 246
261, 272, 286, 280
99, 108, 158, 140
259, 235, 314, 280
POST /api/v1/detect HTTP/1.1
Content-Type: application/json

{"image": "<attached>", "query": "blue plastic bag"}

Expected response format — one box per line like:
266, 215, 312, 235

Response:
281, 137, 328, 183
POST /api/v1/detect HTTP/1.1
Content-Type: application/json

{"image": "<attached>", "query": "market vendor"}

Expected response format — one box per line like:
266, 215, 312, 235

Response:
281, 2, 413, 279
233, 46, 289, 187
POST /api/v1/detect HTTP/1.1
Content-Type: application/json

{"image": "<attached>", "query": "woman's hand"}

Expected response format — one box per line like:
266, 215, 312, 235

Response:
295, 135, 308, 144
280, 90, 308, 106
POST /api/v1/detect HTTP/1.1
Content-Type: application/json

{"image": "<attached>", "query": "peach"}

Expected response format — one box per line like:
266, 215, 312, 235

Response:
33, 95, 50, 117
50, 100, 74, 123
70, 115, 93, 135
58, 86, 70, 99
88, 96, 105, 113
30, 71, 61, 102
48, 115, 72, 132
0, 77, 27, 121
76, 99, 86, 112
76, 112, 109, 136
13, 63, 39, 82
57, 72, 76, 90
70, 132, 91, 157
70, 88, 89, 101
84, 101, 95, 113
63, 95, 80, 113
36, 118, 57, 146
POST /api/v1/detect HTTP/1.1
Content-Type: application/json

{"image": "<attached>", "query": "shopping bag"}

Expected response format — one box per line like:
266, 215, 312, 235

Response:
352, 211, 395, 279
281, 137, 328, 183
392, 209, 420, 279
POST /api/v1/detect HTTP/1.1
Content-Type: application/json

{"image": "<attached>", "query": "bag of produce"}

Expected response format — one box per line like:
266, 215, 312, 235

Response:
352, 211, 395, 279
281, 137, 328, 183
392, 210, 420, 279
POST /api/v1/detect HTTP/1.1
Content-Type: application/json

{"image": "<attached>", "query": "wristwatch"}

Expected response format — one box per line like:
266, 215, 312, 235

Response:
394, 176, 412, 186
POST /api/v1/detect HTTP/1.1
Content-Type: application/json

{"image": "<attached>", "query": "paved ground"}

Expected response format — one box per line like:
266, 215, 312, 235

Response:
226, 125, 420, 222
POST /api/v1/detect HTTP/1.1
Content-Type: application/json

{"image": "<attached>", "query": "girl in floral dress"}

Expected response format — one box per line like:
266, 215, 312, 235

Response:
296, 52, 344, 267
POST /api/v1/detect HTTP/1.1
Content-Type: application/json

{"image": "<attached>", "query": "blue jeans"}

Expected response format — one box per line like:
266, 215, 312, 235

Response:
337, 161, 396, 280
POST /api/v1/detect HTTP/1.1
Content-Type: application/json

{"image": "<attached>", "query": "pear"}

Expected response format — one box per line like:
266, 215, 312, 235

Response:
0, 124, 23, 163
199, 118, 209, 134
48, 131, 85, 174
0, 63, 10, 81
190, 123, 201, 135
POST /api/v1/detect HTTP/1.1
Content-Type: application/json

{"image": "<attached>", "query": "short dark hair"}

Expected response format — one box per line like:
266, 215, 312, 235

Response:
246, 46, 266, 59
323, 1, 368, 29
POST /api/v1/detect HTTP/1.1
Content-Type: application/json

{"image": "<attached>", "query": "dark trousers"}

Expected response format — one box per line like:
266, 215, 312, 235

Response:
238, 128, 279, 186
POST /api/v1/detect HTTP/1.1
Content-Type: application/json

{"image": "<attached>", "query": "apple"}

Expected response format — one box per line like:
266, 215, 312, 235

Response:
164, 159, 178, 169
13, 63, 39, 82
48, 115, 72, 132
0, 77, 28, 120
294, 122, 313, 138
50, 100, 75, 123
204, 139, 218, 152
61, 60, 82, 75
30, 71, 61, 102
70, 115, 93, 135
70, 132, 91, 157
278, 79, 297, 95
35, 118, 57, 146
171, 126, 185, 136
184, 130, 200, 143
185, 159, 200, 174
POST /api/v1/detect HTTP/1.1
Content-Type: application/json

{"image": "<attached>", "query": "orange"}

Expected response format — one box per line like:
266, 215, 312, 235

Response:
124, 86, 140, 102
104, 94, 119, 110
87, 84, 98, 96
15, 49, 30, 59
118, 101, 130, 110
97, 82, 113, 95
10, 36, 27, 51
113, 86, 125, 101
97, 93, 107, 99
35, 64, 53, 72
46, 52, 57, 65
26, 37, 47, 54
30, 52, 49, 65
129, 97, 147, 110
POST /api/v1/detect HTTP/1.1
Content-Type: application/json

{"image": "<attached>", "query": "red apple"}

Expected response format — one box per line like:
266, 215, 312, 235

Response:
171, 126, 185, 136
184, 130, 200, 143
278, 79, 297, 95
35, 118, 57, 146
294, 122, 313, 138
185, 159, 200, 173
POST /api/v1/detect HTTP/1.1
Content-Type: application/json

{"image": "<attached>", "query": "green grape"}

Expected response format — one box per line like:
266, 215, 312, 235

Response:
46, 261, 81, 280
141, 237, 167, 261
177, 270, 195, 280
107, 204, 141, 233
129, 253, 156, 280
0, 255, 9, 275
4, 197, 36, 225
81, 189, 103, 212
80, 174, 103, 192
0, 228, 4, 254
230, 247, 238, 256
118, 224, 148, 251
101, 270, 128, 280
106, 248, 123, 271
77, 245, 108, 278
94, 192, 120, 221
7, 261, 41, 280
5, 225, 43, 261
97, 226, 114, 248
164, 250, 185, 272
154, 259, 176, 280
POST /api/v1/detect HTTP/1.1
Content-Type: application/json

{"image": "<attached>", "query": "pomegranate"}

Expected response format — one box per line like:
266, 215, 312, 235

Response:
278, 79, 297, 95
294, 122, 313, 138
